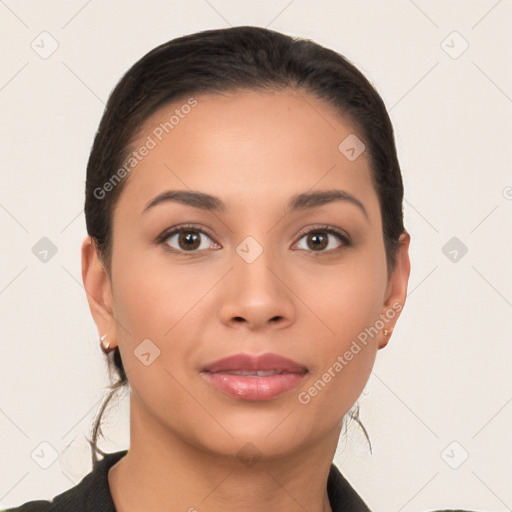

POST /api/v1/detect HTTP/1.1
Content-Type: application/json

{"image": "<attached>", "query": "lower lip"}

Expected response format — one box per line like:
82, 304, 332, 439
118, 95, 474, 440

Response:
201, 371, 307, 401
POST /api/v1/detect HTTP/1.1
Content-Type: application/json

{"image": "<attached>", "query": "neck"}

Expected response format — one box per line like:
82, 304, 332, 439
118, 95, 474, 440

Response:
108, 397, 341, 512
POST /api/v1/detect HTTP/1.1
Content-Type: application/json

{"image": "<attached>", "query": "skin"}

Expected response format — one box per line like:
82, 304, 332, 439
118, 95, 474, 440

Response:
82, 88, 410, 512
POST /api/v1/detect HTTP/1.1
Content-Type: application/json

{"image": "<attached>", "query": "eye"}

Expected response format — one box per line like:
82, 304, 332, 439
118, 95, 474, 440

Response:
157, 224, 350, 256
294, 225, 350, 254
159, 225, 220, 254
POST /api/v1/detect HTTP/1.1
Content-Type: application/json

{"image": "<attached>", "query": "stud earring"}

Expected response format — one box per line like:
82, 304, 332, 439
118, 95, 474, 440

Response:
100, 334, 111, 354
383, 328, 394, 337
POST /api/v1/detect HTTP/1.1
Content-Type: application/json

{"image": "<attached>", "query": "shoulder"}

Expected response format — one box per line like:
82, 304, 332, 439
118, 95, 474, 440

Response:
327, 466, 477, 512
1, 450, 127, 512
0, 500, 52, 512
328, 462, 371, 511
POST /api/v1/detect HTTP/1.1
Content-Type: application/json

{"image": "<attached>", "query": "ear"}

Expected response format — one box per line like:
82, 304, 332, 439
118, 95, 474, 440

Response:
81, 235, 117, 350
378, 231, 411, 349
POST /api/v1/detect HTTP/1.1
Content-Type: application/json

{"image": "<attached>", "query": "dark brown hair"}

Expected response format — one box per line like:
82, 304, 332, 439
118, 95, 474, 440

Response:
85, 25, 405, 464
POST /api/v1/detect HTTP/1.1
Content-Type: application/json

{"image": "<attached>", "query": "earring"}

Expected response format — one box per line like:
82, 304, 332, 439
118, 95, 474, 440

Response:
383, 328, 394, 337
100, 334, 112, 354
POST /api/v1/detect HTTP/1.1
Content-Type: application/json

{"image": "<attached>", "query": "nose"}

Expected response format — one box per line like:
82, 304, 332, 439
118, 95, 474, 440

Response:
218, 247, 295, 332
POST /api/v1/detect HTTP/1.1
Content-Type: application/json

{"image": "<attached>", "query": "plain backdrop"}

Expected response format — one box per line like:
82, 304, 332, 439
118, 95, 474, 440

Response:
0, 1, 511, 511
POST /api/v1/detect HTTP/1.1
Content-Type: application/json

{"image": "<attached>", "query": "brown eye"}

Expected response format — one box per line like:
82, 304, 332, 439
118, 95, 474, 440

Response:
162, 226, 218, 253
295, 227, 350, 253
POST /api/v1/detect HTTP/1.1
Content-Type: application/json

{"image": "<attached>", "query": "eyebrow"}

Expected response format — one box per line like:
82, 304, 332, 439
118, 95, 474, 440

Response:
142, 189, 368, 219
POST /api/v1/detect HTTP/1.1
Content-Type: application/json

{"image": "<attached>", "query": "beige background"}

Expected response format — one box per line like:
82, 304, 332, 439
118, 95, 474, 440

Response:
0, 1, 511, 511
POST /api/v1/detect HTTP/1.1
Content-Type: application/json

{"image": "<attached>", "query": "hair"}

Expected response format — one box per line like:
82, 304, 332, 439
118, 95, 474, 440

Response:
84, 25, 405, 465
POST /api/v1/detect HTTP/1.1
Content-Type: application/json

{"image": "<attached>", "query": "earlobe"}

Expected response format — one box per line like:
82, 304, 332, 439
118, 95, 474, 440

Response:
378, 231, 411, 349
379, 328, 394, 349
81, 236, 116, 347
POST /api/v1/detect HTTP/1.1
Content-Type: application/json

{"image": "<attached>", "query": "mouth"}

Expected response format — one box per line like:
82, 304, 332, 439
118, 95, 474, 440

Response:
201, 352, 308, 401
202, 352, 308, 373
211, 370, 295, 376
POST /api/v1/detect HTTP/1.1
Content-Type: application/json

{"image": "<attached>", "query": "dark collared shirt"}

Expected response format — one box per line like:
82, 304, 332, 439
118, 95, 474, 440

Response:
2, 450, 372, 511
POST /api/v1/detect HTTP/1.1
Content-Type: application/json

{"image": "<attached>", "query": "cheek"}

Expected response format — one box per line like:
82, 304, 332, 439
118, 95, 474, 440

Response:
110, 236, 214, 332
279, 282, 382, 447
108, 253, 215, 419
296, 247, 387, 343
109, 244, 222, 375
293, 250, 386, 412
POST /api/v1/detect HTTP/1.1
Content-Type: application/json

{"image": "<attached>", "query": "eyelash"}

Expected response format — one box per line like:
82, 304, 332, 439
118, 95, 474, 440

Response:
157, 223, 351, 257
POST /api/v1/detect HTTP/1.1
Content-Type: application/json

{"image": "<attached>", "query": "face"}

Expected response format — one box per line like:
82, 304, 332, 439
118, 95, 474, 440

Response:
83, 88, 410, 461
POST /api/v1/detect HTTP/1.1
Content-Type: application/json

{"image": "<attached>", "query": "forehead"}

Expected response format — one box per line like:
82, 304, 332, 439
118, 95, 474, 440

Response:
114, 89, 379, 219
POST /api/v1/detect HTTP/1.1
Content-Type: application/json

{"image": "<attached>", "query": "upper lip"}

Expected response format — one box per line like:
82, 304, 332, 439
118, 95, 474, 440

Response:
202, 353, 308, 374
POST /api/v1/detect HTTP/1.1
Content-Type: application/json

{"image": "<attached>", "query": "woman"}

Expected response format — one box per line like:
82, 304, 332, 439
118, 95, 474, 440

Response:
2, 25, 472, 512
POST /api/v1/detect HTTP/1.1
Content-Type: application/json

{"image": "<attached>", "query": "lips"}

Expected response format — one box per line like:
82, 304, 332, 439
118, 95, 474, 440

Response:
201, 353, 308, 401
202, 353, 308, 374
